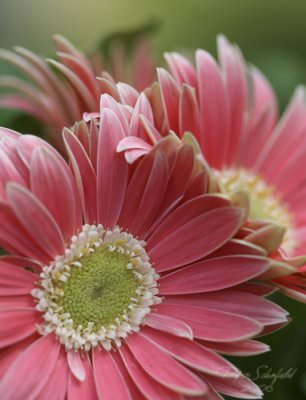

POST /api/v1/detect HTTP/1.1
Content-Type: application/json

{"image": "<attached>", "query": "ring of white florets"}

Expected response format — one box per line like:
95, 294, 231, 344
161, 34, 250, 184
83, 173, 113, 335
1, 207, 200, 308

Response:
31, 224, 160, 352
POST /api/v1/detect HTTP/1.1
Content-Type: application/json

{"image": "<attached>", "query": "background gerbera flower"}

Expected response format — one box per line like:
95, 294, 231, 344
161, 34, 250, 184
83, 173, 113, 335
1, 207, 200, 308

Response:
0, 33, 155, 150
0, 119, 289, 399
151, 35, 306, 260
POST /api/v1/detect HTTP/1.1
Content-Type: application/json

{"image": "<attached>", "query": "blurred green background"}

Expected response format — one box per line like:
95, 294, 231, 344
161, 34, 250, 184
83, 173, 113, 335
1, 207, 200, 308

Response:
0, 0, 306, 398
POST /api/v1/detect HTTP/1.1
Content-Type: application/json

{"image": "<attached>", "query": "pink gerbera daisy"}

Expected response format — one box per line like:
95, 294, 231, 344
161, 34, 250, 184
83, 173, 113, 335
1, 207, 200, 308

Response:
151, 35, 306, 259
0, 114, 288, 399
0, 34, 155, 150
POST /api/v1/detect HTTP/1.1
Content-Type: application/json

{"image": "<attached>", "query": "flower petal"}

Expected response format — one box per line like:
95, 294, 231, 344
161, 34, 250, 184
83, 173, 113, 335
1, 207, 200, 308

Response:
0, 308, 39, 348
97, 108, 128, 228
126, 332, 208, 396
0, 335, 61, 399
93, 348, 132, 400
149, 207, 244, 272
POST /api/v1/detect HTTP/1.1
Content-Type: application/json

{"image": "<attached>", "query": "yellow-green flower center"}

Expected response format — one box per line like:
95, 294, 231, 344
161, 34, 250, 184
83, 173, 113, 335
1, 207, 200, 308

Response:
216, 168, 296, 253
57, 247, 139, 329
32, 224, 160, 352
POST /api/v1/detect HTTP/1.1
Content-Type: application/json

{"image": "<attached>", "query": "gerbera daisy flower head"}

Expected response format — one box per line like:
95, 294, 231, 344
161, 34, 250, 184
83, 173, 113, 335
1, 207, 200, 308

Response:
0, 115, 289, 399
0, 32, 155, 150
148, 35, 306, 259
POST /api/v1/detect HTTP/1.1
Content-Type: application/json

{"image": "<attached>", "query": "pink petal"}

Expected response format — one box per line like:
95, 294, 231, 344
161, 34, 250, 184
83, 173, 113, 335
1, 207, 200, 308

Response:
196, 49, 230, 168
119, 345, 182, 400
206, 374, 263, 399
217, 35, 248, 165
156, 304, 263, 342
149, 207, 244, 272
93, 348, 132, 399
0, 335, 61, 399
63, 128, 97, 224
124, 148, 150, 163
117, 82, 139, 107
0, 295, 34, 308
67, 351, 86, 382
142, 327, 240, 378
126, 332, 208, 396
0, 261, 35, 295
159, 256, 269, 294
30, 147, 82, 242
97, 109, 128, 228
129, 92, 154, 139
179, 84, 201, 137
147, 194, 230, 252
202, 339, 270, 356
100, 93, 129, 134
0, 334, 37, 379
0, 201, 50, 262
119, 149, 169, 236
68, 355, 98, 400
36, 350, 68, 400
117, 136, 153, 152
157, 68, 180, 132
0, 307, 39, 348
7, 183, 65, 260
164, 291, 288, 326
145, 312, 193, 339
165, 52, 197, 88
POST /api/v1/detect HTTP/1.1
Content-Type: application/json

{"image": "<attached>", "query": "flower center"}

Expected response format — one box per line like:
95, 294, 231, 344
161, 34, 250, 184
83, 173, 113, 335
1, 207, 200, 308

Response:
216, 168, 296, 253
32, 225, 160, 352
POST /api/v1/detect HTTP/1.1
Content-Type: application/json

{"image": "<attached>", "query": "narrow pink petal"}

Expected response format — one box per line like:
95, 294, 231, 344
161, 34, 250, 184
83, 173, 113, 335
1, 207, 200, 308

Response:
67, 351, 86, 382
93, 348, 132, 399
164, 291, 288, 325
47, 58, 97, 111
126, 332, 208, 396
0, 335, 61, 400
129, 92, 154, 139
142, 327, 240, 378
145, 312, 193, 339
0, 261, 35, 295
159, 256, 269, 294
0, 295, 34, 308
165, 52, 197, 88
179, 84, 201, 137
63, 128, 97, 224
117, 136, 153, 152
0, 308, 39, 348
217, 35, 248, 165
36, 350, 68, 400
111, 350, 144, 400
68, 355, 98, 400
147, 194, 230, 251
157, 68, 180, 132
205, 374, 263, 399
156, 304, 263, 342
149, 207, 244, 272
0, 255, 41, 271
117, 82, 139, 106
0, 334, 38, 379
124, 148, 150, 163
119, 149, 168, 235
119, 345, 182, 400
7, 183, 65, 259
0, 201, 50, 262
196, 49, 230, 168
0, 147, 26, 195
236, 282, 278, 297
30, 147, 82, 241
16, 134, 63, 169
97, 109, 128, 228
100, 93, 130, 134
206, 239, 267, 258
159, 144, 195, 212
202, 339, 270, 356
